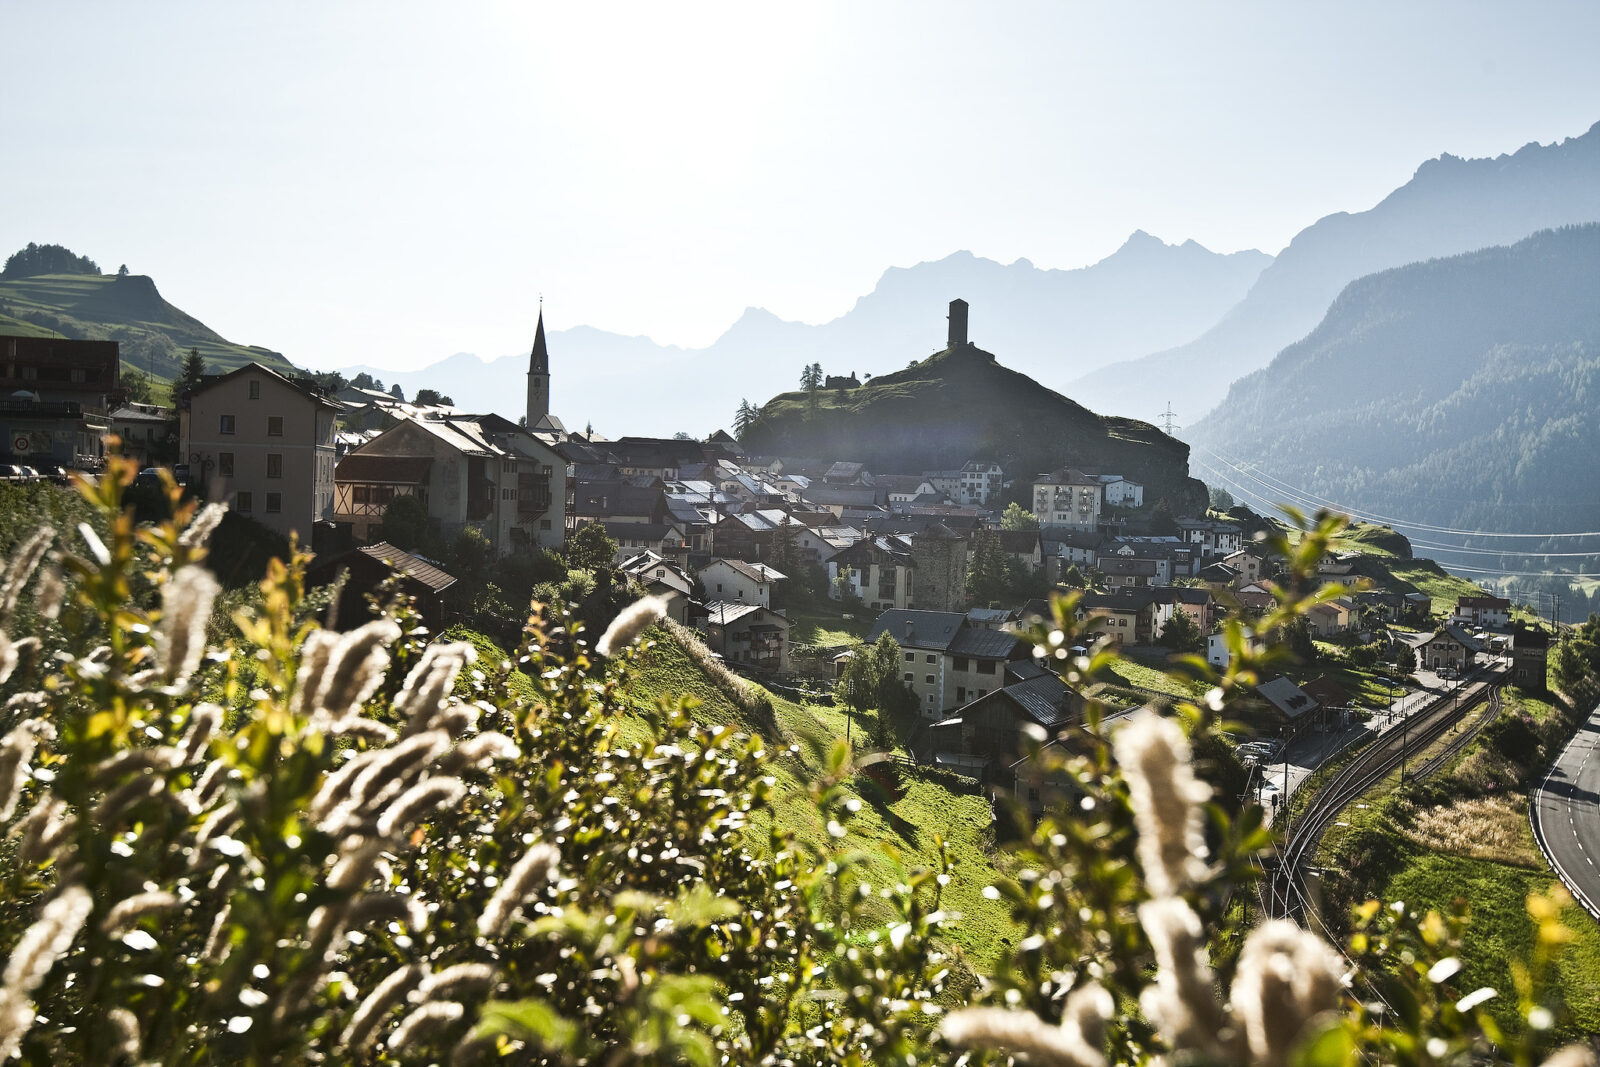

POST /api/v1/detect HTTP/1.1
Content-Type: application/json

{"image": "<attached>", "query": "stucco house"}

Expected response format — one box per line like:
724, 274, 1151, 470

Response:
865, 609, 1026, 719
700, 557, 786, 608
697, 601, 789, 673
334, 412, 566, 553
185, 362, 339, 541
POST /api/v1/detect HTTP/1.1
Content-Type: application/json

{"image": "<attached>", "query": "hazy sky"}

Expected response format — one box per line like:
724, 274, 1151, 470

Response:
7, 1, 1600, 373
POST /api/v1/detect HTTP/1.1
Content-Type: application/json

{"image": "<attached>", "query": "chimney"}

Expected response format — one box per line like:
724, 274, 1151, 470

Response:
947, 298, 969, 347
905, 619, 914, 641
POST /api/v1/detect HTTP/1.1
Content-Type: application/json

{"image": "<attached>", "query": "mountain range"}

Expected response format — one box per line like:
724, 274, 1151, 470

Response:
340, 234, 1270, 436
1070, 121, 1600, 422
1186, 224, 1600, 566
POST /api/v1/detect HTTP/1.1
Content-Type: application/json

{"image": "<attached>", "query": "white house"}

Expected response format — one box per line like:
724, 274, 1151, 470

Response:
699, 557, 786, 608
1097, 474, 1143, 508
1032, 468, 1102, 530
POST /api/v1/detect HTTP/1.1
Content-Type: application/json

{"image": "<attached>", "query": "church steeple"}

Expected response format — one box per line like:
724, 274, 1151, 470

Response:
527, 304, 550, 424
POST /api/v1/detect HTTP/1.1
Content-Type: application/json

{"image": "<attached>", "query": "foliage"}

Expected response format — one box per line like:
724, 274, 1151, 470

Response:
175, 347, 207, 409
1208, 485, 1235, 511
1157, 606, 1204, 653
377, 494, 430, 552
0, 478, 1589, 1065
119, 366, 154, 405
733, 399, 757, 440
999, 502, 1039, 531
564, 523, 618, 574
350, 372, 385, 393
415, 388, 455, 407
1148, 496, 1177, 536
1550, 613, 1600, 705
2, 242, 100, 278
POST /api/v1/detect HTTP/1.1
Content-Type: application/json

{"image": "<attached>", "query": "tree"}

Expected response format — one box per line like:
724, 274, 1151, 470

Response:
1158, 607, 1205, 654
1061, 563, 1087, 588
1, 241, 100, 278
117, 263, 130, 277
733, 399, 757, 439
801, 363, 823, 422
565, 522, 619, 572
350, 372, 384, 392
120, 367, 154, 405
377, 493, 430, 551
414, 388, 454, 407
967, 529, 1010, 607
175, 348, 207, 409
672, 431, 695, 441
1209, 486, 1235, 511
1148, 496, 1178, 536
389, 383, 405, 401
1000, 502, 1040, 531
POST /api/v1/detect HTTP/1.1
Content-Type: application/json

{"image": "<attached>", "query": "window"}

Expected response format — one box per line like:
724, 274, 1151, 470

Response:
977, 660, 997, 675
266, 453, 282, 479
267, 416, 284, 437
220, 414, 236, 435
265, 492, 282, 513
925, 674, 935, 684
956, 687, 966, 702
903, 673, 913, 683
925, 654, 936, 664
953, 656, 970, 672
219, 453, 234, 477
71, 367, 87, 384
236, 491, 252, 514
353, 486, 369, 504
903, 651, 914, 662
248, 379, 261, 399
540, 520, 551, 530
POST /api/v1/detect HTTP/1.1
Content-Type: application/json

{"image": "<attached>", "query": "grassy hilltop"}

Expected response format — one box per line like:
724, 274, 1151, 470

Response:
0, 271, 295, 383
742, 340, 1207, 511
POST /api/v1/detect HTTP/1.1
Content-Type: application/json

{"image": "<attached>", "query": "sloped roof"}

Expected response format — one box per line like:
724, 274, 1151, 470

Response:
336, 454, 432, 484
866, 609, 966, 651
948, 626, 1021, 660
356, 542, 456, 592
1255, 677, 1318, 720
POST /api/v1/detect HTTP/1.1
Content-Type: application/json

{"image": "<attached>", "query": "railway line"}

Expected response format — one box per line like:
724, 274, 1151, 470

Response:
1261, 669, 1504, 923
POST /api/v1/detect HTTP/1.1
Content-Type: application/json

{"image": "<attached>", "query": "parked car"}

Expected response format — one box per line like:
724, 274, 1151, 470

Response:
36, 463, 69, 485
134, 467, 164, 488
0, 464, 25, 482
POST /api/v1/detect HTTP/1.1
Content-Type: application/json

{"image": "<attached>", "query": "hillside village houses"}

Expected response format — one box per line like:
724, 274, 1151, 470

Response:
29, 295, 1563, 778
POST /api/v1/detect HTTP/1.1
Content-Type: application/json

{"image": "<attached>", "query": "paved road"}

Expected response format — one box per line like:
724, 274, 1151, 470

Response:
1533, 699, 1600, 918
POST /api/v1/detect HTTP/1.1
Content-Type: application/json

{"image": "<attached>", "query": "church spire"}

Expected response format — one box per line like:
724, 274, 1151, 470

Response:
526, 303, 550, 424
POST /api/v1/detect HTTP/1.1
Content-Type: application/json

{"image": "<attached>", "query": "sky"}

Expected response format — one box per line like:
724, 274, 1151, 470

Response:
7, 1, 1600, 373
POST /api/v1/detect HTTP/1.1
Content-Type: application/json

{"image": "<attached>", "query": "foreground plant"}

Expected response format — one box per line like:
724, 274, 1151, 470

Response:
0, 466, 1585, 1065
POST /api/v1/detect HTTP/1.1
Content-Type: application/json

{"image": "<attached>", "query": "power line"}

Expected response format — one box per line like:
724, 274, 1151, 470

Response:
1193, 444, 1600, 541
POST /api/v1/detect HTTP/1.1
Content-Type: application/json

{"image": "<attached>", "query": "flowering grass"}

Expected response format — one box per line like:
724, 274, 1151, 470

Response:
1404, 795, 1541, 868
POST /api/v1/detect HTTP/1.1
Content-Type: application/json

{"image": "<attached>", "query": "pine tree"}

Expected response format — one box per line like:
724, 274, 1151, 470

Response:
734, 399, 757, 439
175, 348, 207, 409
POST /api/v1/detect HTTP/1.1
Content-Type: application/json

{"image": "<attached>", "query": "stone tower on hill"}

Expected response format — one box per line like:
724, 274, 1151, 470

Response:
526, 307, 550, 426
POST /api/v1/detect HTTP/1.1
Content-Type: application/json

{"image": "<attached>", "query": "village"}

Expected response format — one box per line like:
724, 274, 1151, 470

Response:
0, 303, 1556, 809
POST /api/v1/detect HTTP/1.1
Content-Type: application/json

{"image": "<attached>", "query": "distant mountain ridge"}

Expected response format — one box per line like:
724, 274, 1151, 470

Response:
1070, 120, 1600, 421
0, 270, 294, 382
1187, 225, 1600, 541
341, 234, 1269, 437
742, 331, 1207, 513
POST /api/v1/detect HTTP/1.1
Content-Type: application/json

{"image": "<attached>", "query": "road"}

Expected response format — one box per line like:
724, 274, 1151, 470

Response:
1532, 698, 1600, 919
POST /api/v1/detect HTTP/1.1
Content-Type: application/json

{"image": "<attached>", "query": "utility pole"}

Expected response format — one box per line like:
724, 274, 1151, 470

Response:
1159, 402, 1180, 436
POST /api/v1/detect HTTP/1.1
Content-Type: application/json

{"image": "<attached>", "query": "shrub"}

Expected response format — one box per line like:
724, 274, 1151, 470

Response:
0, 474, 1585, 1065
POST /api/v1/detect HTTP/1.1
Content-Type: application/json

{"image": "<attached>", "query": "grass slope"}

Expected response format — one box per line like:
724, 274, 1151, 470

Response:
0, 272, 295, 379
628, 626, 1018, 970
1316, 688, 1600, 1036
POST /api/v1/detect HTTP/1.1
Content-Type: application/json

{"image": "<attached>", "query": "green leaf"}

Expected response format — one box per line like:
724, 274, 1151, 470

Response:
472, 998, 577, 1051
1290, 1018, 1356, 1067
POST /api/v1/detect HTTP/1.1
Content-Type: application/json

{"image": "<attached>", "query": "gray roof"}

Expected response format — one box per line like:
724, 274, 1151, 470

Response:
948, 627, 1021, 660
865, 609, 966, 651
1255, 677, 1318, 720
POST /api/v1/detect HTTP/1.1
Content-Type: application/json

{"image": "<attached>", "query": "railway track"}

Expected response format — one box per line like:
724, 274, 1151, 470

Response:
1261, 672, 1503, 923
